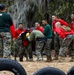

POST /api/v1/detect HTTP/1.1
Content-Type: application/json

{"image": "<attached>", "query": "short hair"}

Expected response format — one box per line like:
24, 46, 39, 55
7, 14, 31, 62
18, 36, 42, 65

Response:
52, 14, 58, 18
0, 4, 6, 10
18, 23, 23, 25
35, 22, 40, 24
71, 12, 74, 15
42, 18, 48, 21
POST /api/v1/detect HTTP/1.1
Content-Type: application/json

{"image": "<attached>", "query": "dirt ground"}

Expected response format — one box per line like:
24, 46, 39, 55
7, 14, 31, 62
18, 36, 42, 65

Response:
0, 56, 74, 75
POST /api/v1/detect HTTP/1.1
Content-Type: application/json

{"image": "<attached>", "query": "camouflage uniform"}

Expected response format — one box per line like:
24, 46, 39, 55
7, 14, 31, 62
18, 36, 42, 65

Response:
15, 32, 33, 61
36, 38, 45, 60
0, 32, 11, 58
59, 34, 74, 57
45, 39, 52, 56
54, 33, 63, 56
28, 30, 45, 60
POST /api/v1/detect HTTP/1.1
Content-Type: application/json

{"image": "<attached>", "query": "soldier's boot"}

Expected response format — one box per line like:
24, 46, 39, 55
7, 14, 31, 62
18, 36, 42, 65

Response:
0, 55, 3, 58
36, 52, 43, 61
53, 55, 58, 60
70, 56, 74, 62
19, 55, 23, 62
46, 56, 52, 62
37, 55, 43, 61
58, 56, 65, 62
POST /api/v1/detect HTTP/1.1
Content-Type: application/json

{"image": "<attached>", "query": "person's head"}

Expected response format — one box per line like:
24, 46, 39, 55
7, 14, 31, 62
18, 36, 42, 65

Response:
18, 23, 23, 29
52, 15, 58, 21
55, 22, 61, 28
42, 19, 48, 25
71, 13, 74, 20
0, 4, 6, 12
35, 22, 40, 28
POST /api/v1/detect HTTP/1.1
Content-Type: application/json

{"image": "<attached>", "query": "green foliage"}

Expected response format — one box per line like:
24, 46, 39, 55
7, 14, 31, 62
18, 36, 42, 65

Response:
48, 0, 74, 23
0, 0, 14, 11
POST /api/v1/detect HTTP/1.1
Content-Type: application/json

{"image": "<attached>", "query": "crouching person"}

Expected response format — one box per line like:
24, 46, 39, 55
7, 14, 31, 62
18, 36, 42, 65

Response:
26, 30, 45, 61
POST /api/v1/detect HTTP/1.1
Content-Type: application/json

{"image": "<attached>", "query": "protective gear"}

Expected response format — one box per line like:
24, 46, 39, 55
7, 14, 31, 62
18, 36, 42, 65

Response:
26, 32, 30, 38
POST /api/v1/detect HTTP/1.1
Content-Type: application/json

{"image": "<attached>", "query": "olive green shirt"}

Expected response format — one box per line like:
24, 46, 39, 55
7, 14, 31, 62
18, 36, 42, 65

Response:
28, 30, 45, 42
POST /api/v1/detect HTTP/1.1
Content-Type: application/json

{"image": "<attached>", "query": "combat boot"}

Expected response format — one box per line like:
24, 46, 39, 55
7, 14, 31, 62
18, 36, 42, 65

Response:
19, 55, 23, 62
53, 55, 58, 60
69, 56, 74, 62
58, 56, 65, 62
46, 56, 52, 62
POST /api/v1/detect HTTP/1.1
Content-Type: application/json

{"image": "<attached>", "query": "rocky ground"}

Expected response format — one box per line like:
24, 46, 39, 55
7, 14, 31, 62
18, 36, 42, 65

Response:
0, 56, 74, 75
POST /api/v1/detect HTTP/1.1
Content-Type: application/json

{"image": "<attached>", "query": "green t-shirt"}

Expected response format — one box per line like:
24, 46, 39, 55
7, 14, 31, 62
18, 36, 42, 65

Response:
44, 24, 52, 38
0, 12, 13, 32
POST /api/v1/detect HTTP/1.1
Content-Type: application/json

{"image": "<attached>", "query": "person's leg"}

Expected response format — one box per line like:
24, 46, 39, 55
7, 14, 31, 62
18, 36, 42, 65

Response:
27, 42, 33, 61
54, 34, 60, 60
18, 45, 25, 61
0, 34, 3, 58
36, 40, 44, 61
69, 40, 74, 62
3, 32, 11, 58
45, 39, 52, 62
59, 35, 74, 62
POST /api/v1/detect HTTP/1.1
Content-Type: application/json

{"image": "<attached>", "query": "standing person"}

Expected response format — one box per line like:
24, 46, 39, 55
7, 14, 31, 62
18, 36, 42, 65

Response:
26, 30, 45, 61
0, 4, 15, 58
54, 22, 74, 62
42, 19, 52, 62
35, 22, 44, 33
15, 23, 26, 61
52, 15, 68, 60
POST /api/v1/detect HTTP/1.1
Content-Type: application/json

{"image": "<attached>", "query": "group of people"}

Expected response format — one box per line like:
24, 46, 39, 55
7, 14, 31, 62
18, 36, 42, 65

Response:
0, 4, 74, 62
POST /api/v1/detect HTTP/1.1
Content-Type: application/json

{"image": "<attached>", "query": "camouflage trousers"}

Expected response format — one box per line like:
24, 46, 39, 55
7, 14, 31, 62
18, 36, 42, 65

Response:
44, 39, 52, 56
36, 40, 44, 59
0, 32, 11, 58
54, 33, 63, 55
59, 34, 74, 57
69, 40, 74, 56
15, 38, 32, 60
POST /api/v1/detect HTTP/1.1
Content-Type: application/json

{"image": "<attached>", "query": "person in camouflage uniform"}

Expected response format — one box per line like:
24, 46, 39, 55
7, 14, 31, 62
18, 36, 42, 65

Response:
0, 4, 15, 58
15, 23, 27, 61
42, 19, 52, 62
52, 15, 68, 60
54, 22, 74, 62
17, 29, 33, 61
26, 30, 45, 61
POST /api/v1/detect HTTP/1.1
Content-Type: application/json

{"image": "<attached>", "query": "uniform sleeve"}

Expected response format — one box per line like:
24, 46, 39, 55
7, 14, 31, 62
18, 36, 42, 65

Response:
10, 22, 15, 38
59, 19, 68, 26
55, 28, 65, 39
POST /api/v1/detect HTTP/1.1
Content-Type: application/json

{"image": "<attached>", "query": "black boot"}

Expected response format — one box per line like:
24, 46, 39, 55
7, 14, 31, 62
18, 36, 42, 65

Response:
46, 56, 52, 62
19, 55, 23, 62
